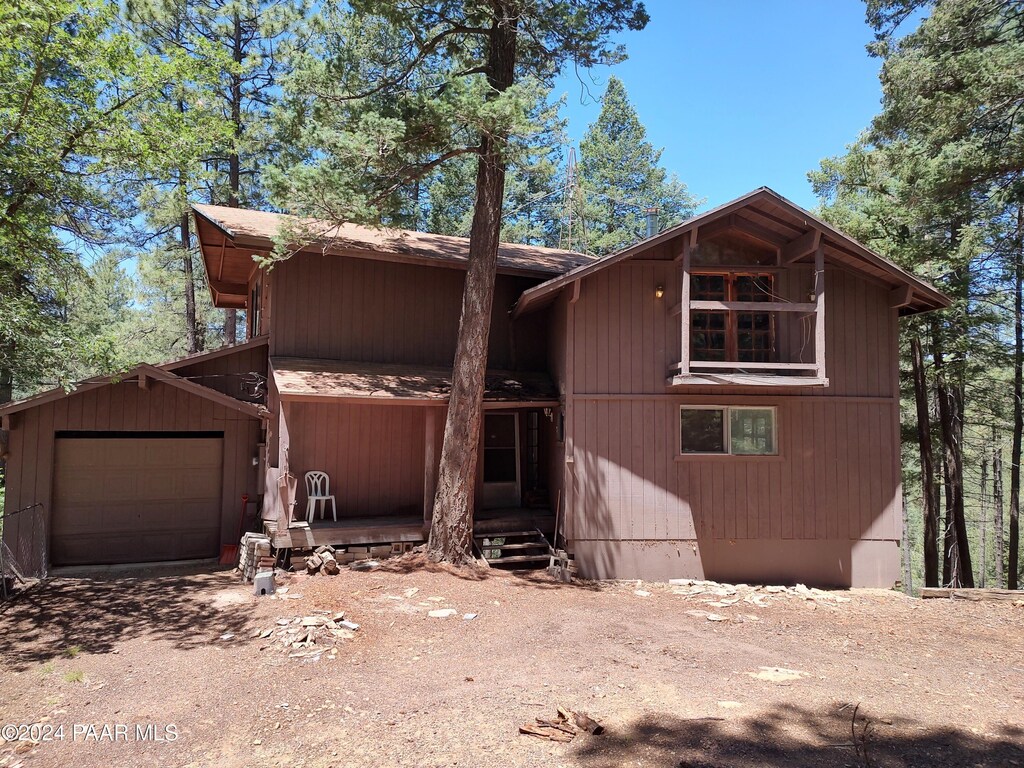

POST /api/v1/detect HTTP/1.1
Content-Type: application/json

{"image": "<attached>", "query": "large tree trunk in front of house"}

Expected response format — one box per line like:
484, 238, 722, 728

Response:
427, 7, 518, 565
181, 210, 203, 354
912, 333, 940, 587
931, 316, 973, 587
1010, 207, 1023, 589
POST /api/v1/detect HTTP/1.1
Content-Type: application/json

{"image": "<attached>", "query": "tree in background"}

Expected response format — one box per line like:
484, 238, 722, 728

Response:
814, 0, 1024, 588
577, 76, 698, 255
0, 0, 202, 399
273, 0, 650, 564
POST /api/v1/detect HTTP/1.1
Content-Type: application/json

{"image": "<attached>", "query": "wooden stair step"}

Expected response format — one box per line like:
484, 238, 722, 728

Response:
484, 554, 552, 564
474, 530, 543, 539
482, 542, 549, 552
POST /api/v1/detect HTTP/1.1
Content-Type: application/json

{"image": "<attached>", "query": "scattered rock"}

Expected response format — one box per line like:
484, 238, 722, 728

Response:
428, 609, 457, 618
749, 667, 807, 683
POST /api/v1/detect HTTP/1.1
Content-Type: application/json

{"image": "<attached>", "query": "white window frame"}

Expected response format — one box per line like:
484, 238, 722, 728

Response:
679, 405, 778, 456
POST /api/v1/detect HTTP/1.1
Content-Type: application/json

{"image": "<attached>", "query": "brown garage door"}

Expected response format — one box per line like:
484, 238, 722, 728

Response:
52, 435, 223, 566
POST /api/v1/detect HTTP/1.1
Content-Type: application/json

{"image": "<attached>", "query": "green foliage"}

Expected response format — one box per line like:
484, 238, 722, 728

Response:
0, 0, 214, 393
812, 0, 1024, 587
577, 76, 698, 255
269, 1, 650, 247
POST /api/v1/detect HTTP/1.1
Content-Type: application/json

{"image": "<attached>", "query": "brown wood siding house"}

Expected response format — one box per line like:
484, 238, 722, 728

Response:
0, 187, 948, 586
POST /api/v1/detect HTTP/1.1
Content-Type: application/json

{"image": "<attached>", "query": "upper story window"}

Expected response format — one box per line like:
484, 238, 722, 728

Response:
673, 226, 827, 387
691, 273, 776, 363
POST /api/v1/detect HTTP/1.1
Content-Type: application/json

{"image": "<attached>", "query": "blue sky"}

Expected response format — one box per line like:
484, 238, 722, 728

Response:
553, 0, 885, 211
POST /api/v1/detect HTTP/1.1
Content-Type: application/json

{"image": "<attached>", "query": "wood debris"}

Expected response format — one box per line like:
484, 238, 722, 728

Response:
519, 707, 605, 743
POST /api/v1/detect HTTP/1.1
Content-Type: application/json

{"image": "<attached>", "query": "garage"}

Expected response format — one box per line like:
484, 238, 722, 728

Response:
51, 433, 225, 566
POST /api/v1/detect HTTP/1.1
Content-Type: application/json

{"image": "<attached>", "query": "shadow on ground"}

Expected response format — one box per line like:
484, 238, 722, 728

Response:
0, 566, 250, 670
570, 703, 1024, 768
370, 551, 605, 591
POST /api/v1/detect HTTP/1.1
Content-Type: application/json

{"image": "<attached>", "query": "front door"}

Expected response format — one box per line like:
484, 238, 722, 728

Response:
481, 413, 520, 509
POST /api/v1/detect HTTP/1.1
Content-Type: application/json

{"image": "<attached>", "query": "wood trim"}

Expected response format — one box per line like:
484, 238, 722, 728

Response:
576, 393, 895, 403
689, 300, 816, 313
889, 284, 914, 308
814, 244, 826, 380
781, 229, 821, 265
688, 361, 819, 371
161, 335, 269, 371
669, 374, 829, 387
679, 238, 691, 375
424, 407, 437, 522
140, 365, 266, 419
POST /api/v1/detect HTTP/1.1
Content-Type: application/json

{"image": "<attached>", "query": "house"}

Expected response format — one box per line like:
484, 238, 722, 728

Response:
0, 188, 949, 586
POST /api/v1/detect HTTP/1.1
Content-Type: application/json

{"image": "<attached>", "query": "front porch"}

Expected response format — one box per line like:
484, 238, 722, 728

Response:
266, 507, 556, 552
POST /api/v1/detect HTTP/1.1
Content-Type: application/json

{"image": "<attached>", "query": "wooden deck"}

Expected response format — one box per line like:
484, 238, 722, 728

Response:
266, 508, 554, 550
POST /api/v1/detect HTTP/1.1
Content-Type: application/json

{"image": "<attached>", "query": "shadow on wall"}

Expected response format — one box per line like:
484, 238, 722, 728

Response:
570, 703, 1024, 768
0, 567, 251, 670
571, 398, 901, 587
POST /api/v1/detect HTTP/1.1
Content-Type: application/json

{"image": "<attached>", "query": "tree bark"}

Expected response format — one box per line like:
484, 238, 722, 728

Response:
1010, 206, 1023, 589
980, 452, 988, 588
911, 333, 940, 587
931, 316, 973, 587
181, 209, 203, 354
223, 9, 244, 345
995, 444, 1005, 586
427, 6, 518, 564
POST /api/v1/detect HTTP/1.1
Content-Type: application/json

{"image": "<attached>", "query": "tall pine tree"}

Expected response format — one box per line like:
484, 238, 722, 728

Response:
577, 76, 697, 255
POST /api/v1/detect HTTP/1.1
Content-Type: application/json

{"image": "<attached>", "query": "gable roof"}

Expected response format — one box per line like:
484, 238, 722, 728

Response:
512, 187, 951, 318
0, 338, 270, 418
192, 204, 594, 307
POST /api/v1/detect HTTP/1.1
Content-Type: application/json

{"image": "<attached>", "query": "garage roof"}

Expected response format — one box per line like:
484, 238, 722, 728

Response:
0, 338, 270, 419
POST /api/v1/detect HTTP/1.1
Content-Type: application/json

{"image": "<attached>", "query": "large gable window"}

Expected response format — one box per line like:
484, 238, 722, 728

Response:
680, 406, 777, 456
691, 273, 776, 363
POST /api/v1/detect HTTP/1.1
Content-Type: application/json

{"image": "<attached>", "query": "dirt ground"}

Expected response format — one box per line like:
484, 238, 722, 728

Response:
0, 557, 1022, 768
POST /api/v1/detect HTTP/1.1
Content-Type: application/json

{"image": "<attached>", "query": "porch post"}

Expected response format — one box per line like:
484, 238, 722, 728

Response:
678, 228, 696, 376
814, 242, 826, 381
424, 407, 437, 523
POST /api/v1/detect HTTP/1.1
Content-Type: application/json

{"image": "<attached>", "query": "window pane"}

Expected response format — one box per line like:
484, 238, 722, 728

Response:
681, 408, 725, 453
729, 408, 776, 455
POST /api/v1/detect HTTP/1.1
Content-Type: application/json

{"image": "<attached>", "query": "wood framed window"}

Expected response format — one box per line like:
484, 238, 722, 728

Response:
690, 273, 776, 363
680, 405, 777, 456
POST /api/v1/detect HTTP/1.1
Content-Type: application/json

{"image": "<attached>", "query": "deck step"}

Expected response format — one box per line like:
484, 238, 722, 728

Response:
484, 554, 552, 564
474, 530, 543, 539
478, 541, 548, 551
475, 527, 553, 570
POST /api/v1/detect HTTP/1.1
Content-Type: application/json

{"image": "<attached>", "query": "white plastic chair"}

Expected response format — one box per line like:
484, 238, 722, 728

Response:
304, 471, 337, 522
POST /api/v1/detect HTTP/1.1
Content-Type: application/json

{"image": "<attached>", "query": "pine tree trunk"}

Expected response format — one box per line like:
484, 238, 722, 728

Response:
427, 6, 518, 565
1010, 206, 1023, 589
980, 452, 988, 588
911, 333, 940, 587
181, 210, 203, 354
995, 444, 1005, 586
223, 9, 244, 346
909, 331, 937, 589
931, 317, 972, 587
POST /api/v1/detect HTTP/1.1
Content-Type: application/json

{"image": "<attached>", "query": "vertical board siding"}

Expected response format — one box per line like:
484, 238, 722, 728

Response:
565, 258, 904, 559
174, 344, 268, 401
570, 398, 900, 545
286, 402, 426, 518
2, 380, 260, 576
270, 254, 540, 370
